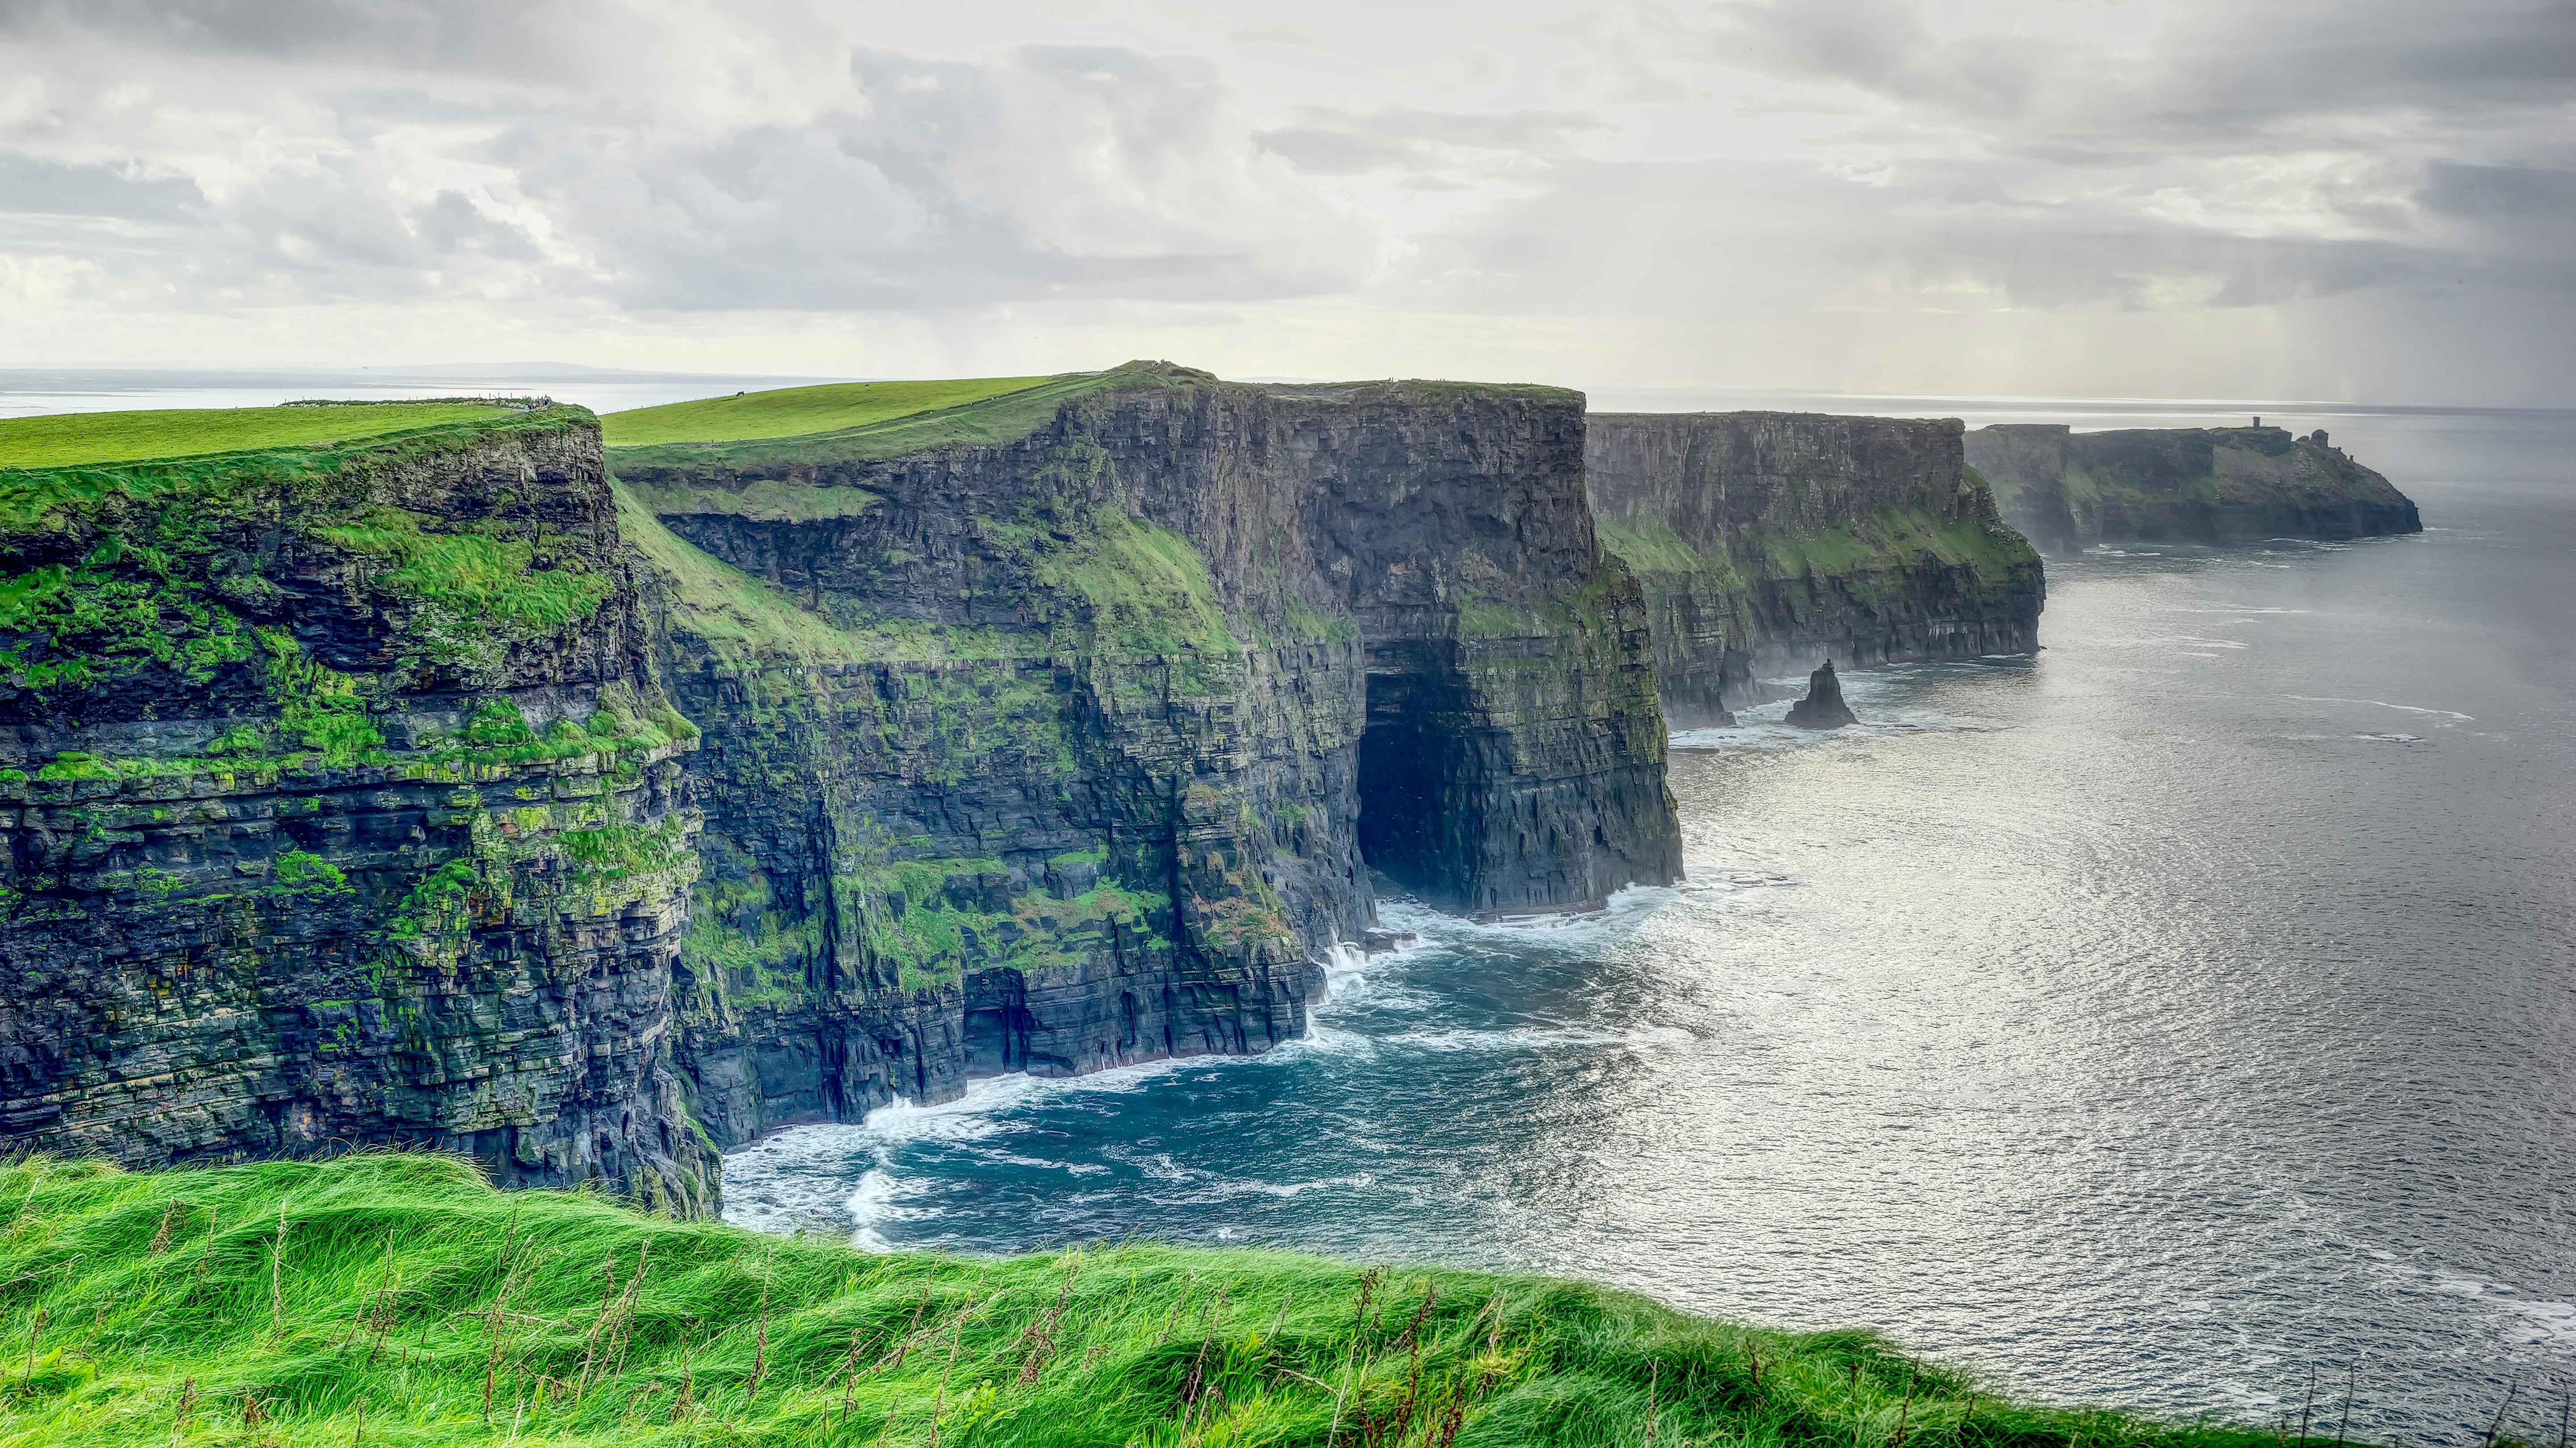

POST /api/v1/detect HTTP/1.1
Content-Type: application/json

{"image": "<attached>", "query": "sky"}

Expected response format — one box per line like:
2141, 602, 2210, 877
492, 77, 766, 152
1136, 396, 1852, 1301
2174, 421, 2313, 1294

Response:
1, 0, 2572, 405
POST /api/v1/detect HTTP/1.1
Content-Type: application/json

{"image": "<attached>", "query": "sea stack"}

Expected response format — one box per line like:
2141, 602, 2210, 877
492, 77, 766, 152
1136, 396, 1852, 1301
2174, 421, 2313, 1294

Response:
1786, 659, 1859, 730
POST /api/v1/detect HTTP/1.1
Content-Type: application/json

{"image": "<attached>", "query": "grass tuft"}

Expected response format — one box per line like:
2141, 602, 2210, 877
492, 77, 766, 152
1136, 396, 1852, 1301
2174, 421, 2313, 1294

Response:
0, 1153, 2350, 1448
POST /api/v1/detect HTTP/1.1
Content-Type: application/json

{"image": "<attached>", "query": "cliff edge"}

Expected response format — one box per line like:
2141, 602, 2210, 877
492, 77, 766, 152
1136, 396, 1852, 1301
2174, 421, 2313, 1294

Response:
0, 401, 717, 1215
0, 370, 1686, 1212
1965, 423, 2423, 554
1586, 412, 2045, 726
614, 362, 1682, 1159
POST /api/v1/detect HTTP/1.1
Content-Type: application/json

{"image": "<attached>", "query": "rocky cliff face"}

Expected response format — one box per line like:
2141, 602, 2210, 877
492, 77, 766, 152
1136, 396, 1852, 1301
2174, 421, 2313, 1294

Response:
0, 406, 718, 1215
1586, 412, 2045, 726
1965, 424, 2423, 553
615, 364, 1681, 1154
0, 372, 1684, 1212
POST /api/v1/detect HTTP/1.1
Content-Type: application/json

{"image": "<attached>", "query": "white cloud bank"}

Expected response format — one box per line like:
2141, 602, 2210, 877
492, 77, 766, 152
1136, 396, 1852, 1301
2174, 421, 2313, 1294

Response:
0, 0, 2569, 403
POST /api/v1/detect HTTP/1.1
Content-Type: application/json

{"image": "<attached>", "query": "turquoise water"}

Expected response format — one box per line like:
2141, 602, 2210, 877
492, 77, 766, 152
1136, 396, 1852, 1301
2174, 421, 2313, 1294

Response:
724, 401, 2576, 1444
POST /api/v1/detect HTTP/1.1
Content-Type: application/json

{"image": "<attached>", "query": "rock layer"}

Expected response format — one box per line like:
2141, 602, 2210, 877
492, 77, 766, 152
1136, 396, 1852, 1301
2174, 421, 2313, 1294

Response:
1965, 424, 2422, 554
1586, 412, 2046, 726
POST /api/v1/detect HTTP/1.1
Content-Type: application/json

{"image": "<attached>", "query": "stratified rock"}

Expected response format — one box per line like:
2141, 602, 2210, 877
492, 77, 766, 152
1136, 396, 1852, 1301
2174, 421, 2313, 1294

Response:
0, 365, 1688, 1214
0, 404, 718, 1215
611, 362, 1683, 1157
1586, 412, 2044, 727
1785, 658, 1859, 730
1964, 423, 2422, 555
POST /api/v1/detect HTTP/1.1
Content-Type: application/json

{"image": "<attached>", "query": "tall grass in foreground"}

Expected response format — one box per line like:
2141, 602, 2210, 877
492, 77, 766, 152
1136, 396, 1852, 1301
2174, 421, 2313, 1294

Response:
0, 1153, 2397, 1447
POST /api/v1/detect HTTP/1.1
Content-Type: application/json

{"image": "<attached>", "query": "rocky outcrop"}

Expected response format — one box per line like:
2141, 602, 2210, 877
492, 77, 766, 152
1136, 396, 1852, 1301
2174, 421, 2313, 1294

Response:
1586, 412, 2045, 726
616, 363, 1681, 1154
0, 405, 718, 1215
1965, 424, 2422, 554
1785, 659, 1857, 730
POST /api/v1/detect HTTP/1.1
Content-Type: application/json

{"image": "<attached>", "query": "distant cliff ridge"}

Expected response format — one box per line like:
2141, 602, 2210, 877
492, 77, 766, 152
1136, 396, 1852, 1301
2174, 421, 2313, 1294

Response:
0, 366, 1683, 1212
1965, 423, 2423, 554
1586, 411, 2046, 726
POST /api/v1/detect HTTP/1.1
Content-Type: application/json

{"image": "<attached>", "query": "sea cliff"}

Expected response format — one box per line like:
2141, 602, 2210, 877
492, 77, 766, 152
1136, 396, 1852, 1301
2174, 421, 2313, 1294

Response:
0, 403, 718, 1214
616, 363, 1681, 1158
1586, 412, 2045, 726
0, 368, 1683, 1211
1965, 423, 2423, 554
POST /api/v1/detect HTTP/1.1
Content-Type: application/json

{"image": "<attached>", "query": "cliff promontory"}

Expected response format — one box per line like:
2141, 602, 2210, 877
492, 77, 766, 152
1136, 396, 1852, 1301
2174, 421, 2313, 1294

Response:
1965, 423, 2422, 554
613, 363, 1681, 1158
1586, 412, 2045, 726
0, 367, 1683, 1211
0, 401, 717, 1214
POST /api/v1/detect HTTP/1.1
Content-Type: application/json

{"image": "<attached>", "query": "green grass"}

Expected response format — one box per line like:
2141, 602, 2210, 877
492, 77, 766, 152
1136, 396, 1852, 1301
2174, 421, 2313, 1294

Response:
1599, 506, 2038, 592
312, 508, 616, 635
0, 402, 521, 471
601, 379, 1058, 448
604, 370, 1154, 472
0, 1152, 2334, 1448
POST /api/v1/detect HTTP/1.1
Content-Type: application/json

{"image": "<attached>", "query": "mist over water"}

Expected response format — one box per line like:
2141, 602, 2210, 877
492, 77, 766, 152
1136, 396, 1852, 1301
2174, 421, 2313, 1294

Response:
720, 399, 2576, 1443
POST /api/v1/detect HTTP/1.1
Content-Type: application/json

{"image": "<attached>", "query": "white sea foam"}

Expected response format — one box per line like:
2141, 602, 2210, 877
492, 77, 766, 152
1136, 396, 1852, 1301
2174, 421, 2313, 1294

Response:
1669, 714, 1993, 752
2102, 634, 2249, 650
722, 1050, 1310, 1243
1373, 880, 1676, 946
1376, 1023, 1693, 1054
2282, 694, 2474, 722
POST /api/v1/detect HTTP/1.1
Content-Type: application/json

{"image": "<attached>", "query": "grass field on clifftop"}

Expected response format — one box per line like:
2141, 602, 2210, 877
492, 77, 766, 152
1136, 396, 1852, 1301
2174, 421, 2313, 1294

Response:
0, 1153, 2341, 1448
0, 401, 522, 470
600, 377, 1056, 447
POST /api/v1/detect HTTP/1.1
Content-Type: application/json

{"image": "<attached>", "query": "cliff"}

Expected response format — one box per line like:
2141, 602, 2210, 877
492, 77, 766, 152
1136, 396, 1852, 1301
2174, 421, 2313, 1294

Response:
0, 367, 1682, 1212
0, 402, 717, 1215
1965, 423, 2423, 554
613, 362, 1681, 1157
1586, 412, 2045, 726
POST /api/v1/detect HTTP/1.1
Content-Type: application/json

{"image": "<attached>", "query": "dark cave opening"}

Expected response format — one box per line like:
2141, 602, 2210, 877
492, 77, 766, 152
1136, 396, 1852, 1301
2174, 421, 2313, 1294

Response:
1355, 664, 1465, 905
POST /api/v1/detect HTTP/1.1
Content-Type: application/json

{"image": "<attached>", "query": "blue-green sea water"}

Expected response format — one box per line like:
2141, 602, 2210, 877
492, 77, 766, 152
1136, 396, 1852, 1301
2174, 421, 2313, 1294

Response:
722, 399, 2576, 1444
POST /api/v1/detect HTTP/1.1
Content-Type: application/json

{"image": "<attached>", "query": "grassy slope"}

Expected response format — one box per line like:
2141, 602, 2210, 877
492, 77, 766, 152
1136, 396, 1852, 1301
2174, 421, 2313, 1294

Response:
0, 402, 521, 470
0, 1153, 2312, 1448
605, 370, 1147, 473
601, 379, 1057, 448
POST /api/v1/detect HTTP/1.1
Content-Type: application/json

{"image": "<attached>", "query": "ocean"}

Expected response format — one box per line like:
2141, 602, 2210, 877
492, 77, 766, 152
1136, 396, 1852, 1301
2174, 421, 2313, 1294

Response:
717, 395, 2576, 1444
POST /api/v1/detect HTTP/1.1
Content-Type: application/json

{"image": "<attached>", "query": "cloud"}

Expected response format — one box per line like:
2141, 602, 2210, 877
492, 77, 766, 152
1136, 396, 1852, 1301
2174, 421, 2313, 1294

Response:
0, 0, 2568, 401
495, 46, 1376, 312
0, 17, 1377, 316
1257, 106, 1604, 176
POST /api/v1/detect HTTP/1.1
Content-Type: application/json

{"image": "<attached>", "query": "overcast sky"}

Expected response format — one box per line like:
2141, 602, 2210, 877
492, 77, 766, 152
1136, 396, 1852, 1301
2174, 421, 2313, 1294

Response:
2, 0, 2571, 404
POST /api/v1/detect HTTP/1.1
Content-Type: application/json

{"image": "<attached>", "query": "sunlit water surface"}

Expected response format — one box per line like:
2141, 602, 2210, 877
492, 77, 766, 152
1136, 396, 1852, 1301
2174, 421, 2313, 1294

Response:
686, 400, 2564, 1442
